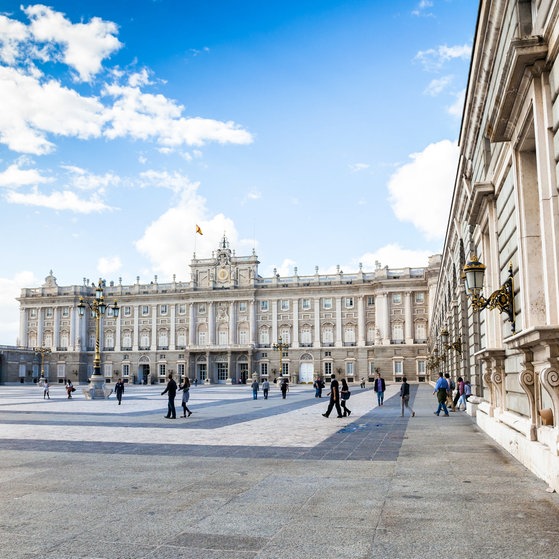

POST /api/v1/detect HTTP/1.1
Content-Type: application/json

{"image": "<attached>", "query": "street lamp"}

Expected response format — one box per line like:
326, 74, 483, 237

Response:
463, 253, 515, 333
272, 336, 290, 378
34, 345, 51, 382
77, 279, 119, 399
440, 328, 462, 355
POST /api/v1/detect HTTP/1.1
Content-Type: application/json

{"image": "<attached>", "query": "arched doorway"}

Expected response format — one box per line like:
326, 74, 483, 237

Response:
138, 355, 150, 384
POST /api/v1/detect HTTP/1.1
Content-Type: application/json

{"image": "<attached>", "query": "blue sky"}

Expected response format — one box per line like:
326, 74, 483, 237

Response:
0, 0, 478, 344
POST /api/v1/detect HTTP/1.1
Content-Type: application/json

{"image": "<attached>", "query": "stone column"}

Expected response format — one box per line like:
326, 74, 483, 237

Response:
272, 300, 278, 342
151, 305, 157, 349
208, 302, 215, 345
169, 305, 176, 350
292, 298, 299, 347
357, 296, 365, 347
335, 297, 342, 347
229, 301, 236, 345
133, 305, 139, 351
404, 292, 413, 344
314, 299, 321, 347
189, 303, 196, 345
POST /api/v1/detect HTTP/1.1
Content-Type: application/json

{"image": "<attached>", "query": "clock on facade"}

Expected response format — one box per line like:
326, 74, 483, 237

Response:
217, 268, 229, 281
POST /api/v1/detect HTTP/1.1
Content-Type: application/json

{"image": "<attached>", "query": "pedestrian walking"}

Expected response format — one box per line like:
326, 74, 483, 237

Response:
280, 378, 289, 399
179, 377, 192, 417
43, 380, 50, 399
454, 377, 464, 409
322, 374, 343, 418
251, 379, 259, 399
433, 372, 449, 416
445, 373, 456, 411
262, 379, 270, 399
161, 373, 177, 419
65, 379, 74, 399
373, 371, 386, 406
340, 378, 351, 417
400, 377, 415, 417
114, 378, 125, 405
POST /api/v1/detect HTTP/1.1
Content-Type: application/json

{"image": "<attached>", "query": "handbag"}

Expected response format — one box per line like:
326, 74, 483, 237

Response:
341, 391, 350, 400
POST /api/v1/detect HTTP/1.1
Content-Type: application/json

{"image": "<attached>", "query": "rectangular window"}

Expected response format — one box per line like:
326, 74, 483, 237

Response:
160, 304, 168, 315
123, 306, 131, 316
45, 308, 53, 318
415, 292, 425, 304
260, 362, 268, 376
345, 297, 354, 309
302, 299, 311, 310
198, 331, 207, 345
141, 305, 149, 316
239, 330, 248, 344
324, 362, 332, 375
280, 299, 289, 311
392, 293, 401, 304
122, 364, 130, 377
177, 363, 185, 378
282, 362, 289, 376
394, 360, 403, 374
346, 362, 354, 376
260, 300, 269, 311
159, 363, 166, 376
239, 302, 247, 312
417, 360, 426, 374
323, 298, 333, 310
198, 303, 206, 314
178, 304, 186, 315
57, 363, 66, 378
103, 363, 113, 378
30, 308, 37, 318
217, 363, 228, 381
367, 296, 375, 306
62, 307, 69, 317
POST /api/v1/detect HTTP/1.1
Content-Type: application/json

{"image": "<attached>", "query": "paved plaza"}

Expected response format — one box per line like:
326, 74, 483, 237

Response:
0, 382, 558, 559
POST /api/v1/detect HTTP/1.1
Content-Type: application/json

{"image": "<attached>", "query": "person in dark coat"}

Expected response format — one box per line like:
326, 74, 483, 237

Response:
373, 371, 386, 406
322, 374, 343, 418
161, 373, 177, 419
400, 377, 415, 417
280, 378, 289, 399
179, 377, 192, 417
340, 378, 351, 417
114, 378, 125, 405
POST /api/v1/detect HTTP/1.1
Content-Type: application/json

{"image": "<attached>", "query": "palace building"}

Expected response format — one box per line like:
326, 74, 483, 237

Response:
13, 237, 439, 386
430, 0, 559, 491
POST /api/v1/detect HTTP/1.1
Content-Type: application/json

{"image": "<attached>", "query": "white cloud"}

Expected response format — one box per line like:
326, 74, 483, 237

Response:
23, 4, 122, 82
6, 187, 113, 213
0, 270, 39, 344
412, 1, 434, 17
103, 83, 253, 149
97, 256, 122, 275
139, 169, 198, 193
387, 139, 458, 241
0, 8, 252, 157
241, 189, 262, 204
0, 66, 105, 154
62, 165, 121, 191
424, 75, 453, 96
359, 244, 434, 269
0, 161, 52, 188
349, 163, 370, 173
135, 175, 255, 278
271, 259, 297, 277
415, 44, 471, 71
0, 14, 28, 64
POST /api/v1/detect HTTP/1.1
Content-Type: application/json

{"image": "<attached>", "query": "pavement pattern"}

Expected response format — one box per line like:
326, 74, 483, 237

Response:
0, 381, 558, 558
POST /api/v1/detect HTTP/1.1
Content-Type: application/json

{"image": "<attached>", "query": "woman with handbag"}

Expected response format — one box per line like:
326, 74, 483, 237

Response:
340, 378, 351, 417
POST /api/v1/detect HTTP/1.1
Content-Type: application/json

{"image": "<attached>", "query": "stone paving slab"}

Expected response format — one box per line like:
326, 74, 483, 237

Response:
0, 383, 558, 558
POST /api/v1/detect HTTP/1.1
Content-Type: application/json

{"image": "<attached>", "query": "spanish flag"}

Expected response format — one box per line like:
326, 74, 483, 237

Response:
196, 224, 203, 235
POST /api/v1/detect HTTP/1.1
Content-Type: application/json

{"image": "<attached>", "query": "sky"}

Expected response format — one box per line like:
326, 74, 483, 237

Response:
0, 0, 478, 344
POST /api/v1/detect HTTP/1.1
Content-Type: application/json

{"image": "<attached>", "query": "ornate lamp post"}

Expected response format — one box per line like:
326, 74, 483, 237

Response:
272, 336, 290, 378
77, 279, 119, 399
34, 345, 51, 383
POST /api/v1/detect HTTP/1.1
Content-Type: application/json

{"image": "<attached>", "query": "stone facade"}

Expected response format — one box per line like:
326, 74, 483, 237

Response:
14, 237, 439, 386
431, 0, 559, 491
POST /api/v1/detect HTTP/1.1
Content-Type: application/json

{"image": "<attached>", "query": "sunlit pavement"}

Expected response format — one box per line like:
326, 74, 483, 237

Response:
0, 382, 558, 558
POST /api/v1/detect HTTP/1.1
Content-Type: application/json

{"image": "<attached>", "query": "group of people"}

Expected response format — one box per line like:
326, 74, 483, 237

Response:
251, 377, 289, 399
161, 374, 193, 419
433, 372, 472, 416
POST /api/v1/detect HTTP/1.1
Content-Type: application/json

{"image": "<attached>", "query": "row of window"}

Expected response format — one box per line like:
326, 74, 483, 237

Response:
27, 292, 426, 320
